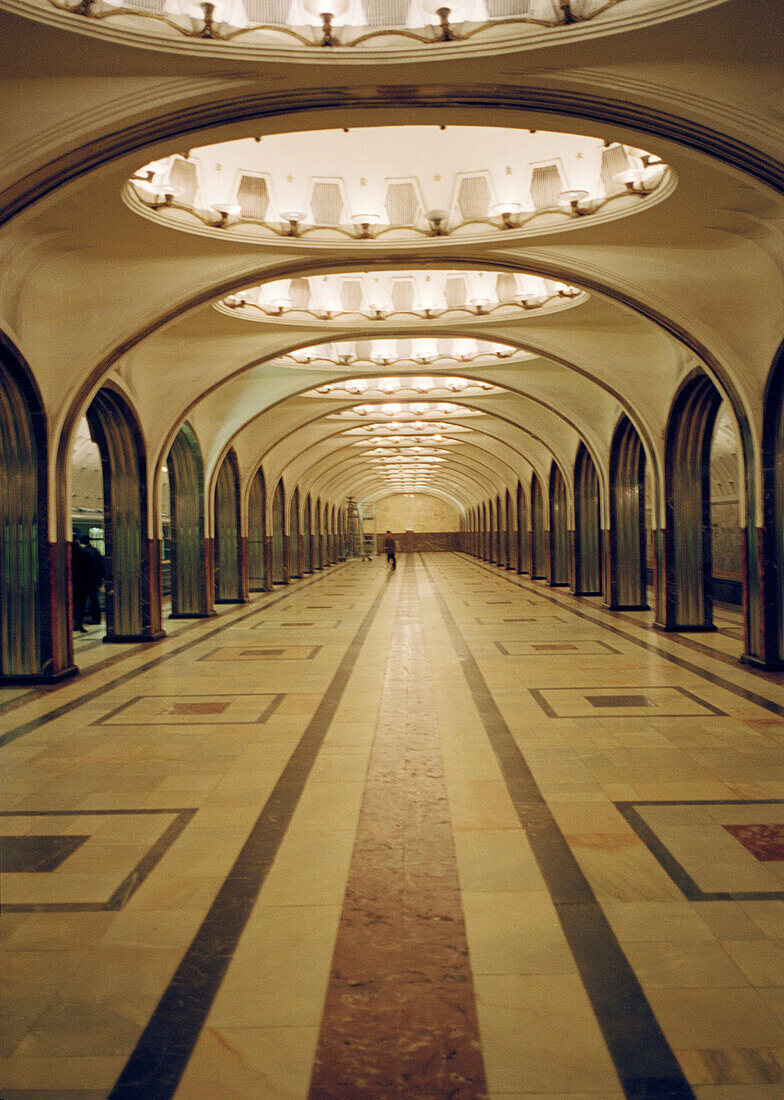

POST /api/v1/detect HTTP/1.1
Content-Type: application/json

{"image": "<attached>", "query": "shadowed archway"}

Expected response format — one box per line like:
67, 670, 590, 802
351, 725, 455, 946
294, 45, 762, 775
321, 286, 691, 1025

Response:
661, 372, 723, 631
214, 449, 244, 603
167, 423, 210, 617
86, 387, 164, 643
549, 463, 569, 586
608, 416, 648, 610
574, 443, 602, 596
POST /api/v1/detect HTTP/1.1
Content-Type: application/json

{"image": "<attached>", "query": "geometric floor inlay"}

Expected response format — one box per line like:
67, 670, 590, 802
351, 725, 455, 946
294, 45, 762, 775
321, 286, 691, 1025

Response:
616, 800, 784, 900
0, 834, 89, 873
98, 693, 285, 725
724, 823, 784, 861
530, 685, 726, 718
0, 808, 195, 911
494, 639, 619, 656
201, 645, 321, 660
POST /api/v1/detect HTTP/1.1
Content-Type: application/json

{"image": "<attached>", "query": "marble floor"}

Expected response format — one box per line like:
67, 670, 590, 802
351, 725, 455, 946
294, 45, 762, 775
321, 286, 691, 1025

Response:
4, 554, 784, 1098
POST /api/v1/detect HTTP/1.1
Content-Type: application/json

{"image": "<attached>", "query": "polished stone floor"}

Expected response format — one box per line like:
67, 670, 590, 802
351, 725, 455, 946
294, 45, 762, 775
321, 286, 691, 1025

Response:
4, 554, 784, 1098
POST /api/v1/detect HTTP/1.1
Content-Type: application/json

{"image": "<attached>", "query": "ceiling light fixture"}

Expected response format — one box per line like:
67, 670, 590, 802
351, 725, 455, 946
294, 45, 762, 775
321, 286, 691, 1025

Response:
280, 210, 305, 236
425, 209, 450, 236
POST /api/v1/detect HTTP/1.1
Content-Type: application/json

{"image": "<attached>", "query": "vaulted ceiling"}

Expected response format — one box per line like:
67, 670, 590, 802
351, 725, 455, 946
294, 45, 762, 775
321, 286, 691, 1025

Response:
0, 0, 781, 527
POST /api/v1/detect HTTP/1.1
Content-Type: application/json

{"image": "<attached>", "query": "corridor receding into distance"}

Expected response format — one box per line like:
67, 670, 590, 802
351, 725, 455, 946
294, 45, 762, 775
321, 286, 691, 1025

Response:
2, 0, 784, 1097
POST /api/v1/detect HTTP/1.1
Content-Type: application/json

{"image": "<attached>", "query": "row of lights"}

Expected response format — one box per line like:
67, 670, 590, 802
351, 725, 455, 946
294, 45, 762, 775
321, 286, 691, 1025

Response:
312, 377, 496, 396
61, 0, 598, 51
290, 346, 514, 365
135, 159, 665, 236
224, 287, 579, 319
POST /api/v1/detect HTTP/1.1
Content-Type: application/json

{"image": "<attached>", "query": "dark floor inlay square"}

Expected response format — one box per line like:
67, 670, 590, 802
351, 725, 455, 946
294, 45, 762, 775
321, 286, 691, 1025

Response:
241, 648, 285, 657
169, 701, 230, 715
724, 823, 784, 861
532, 644, 578, 652
0, 834, 89, 873
586, 694, 653, 708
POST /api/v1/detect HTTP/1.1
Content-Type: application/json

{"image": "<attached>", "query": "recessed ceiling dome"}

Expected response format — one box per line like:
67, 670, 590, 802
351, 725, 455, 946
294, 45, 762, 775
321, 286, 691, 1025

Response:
37, 0, 694, 59
127, 127, 672, 247
304, 376, 503, 397
327, 401, 484, 418
281, 337, 525, 368
217, 268, 586, 327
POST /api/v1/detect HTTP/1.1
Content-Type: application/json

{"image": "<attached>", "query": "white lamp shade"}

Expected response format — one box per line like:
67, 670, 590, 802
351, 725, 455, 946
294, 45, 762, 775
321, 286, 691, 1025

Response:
303, 0, 349, 16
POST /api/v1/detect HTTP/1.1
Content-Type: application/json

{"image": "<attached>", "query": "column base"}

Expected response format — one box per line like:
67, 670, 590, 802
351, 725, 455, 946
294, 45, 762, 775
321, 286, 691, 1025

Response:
103, 630, 166, 644
0, 664, 79, 686
169, 611, 217, 619
653, 622, 718, 633
740, 653, 784, 670
605, 603, 650, 611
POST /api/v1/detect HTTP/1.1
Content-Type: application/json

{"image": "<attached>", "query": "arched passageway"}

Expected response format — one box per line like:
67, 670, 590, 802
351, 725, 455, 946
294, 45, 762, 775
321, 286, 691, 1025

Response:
248, 468, 268, 592
0, 341, 67, 682
303, 495, 313, 573
167, 423, 210, 617
290, 487, 302, 578
574, 443, 602, 596
549, 464, 569, 586
662, 373, 723, 631
214, 450, 243, 603
271, 480, 287, 584
531, 474, 547, 579
481, 503, 488, 560
505, 490, 514, 570
608, 416, 648, 610
517, 482, 528, 574
760, 341, 784, 666
86, 388, 163, 642
496, 494, 505, 567
315, 499, 323, 569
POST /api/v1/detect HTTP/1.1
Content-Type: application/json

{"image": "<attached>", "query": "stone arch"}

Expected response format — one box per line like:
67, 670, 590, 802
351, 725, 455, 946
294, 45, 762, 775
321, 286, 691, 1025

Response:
0, 335, 70, 682
248, 466, 268, 592
574, 443, 602, 596
530, 473, 547, 579
86, 386, 163, 641
167, 422, 210, 617
549, 463, 569, 586
662, 371, 724, 630
608, 415, 648, 610
517, 481, 528, 574
303, 493, 313, 573
214, 448, 243, 603
271, 479, 287, 584
290, 486, 302, 578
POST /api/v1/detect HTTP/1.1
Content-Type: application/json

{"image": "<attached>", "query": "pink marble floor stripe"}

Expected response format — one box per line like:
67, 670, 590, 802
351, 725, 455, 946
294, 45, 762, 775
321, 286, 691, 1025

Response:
308, 560, 488, 1099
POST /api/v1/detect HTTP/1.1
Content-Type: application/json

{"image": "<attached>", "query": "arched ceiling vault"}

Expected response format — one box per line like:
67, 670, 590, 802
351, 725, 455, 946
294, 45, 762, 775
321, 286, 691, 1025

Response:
2, 0, 782, 531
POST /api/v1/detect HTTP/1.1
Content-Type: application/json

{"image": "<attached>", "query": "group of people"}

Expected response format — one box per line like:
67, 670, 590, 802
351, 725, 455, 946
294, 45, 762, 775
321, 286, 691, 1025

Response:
72, 535, 105, 633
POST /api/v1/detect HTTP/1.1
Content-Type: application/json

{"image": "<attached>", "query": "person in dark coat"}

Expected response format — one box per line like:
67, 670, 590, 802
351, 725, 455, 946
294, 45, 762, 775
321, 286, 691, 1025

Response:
72, 538, 91, 633
384, 530, 396, 571
81, 535, 105, 625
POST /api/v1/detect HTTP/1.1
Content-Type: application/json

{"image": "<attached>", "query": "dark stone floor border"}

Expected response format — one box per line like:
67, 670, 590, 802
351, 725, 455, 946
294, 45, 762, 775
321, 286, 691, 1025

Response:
106, 573, 390, 1100
421, 555, 696, 1100
0, 563, 349, 748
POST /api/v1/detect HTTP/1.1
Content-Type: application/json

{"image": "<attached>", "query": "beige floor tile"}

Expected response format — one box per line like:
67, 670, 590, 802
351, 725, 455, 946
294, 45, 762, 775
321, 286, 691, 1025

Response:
474, 973, 621, 1094
173, 1025, 319, 1100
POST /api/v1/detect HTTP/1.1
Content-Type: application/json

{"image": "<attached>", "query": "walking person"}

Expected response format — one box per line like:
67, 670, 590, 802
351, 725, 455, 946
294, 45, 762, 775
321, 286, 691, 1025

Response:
384, 530, 396, 571
81, 535, 105, 625
72, 538, 91, 633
